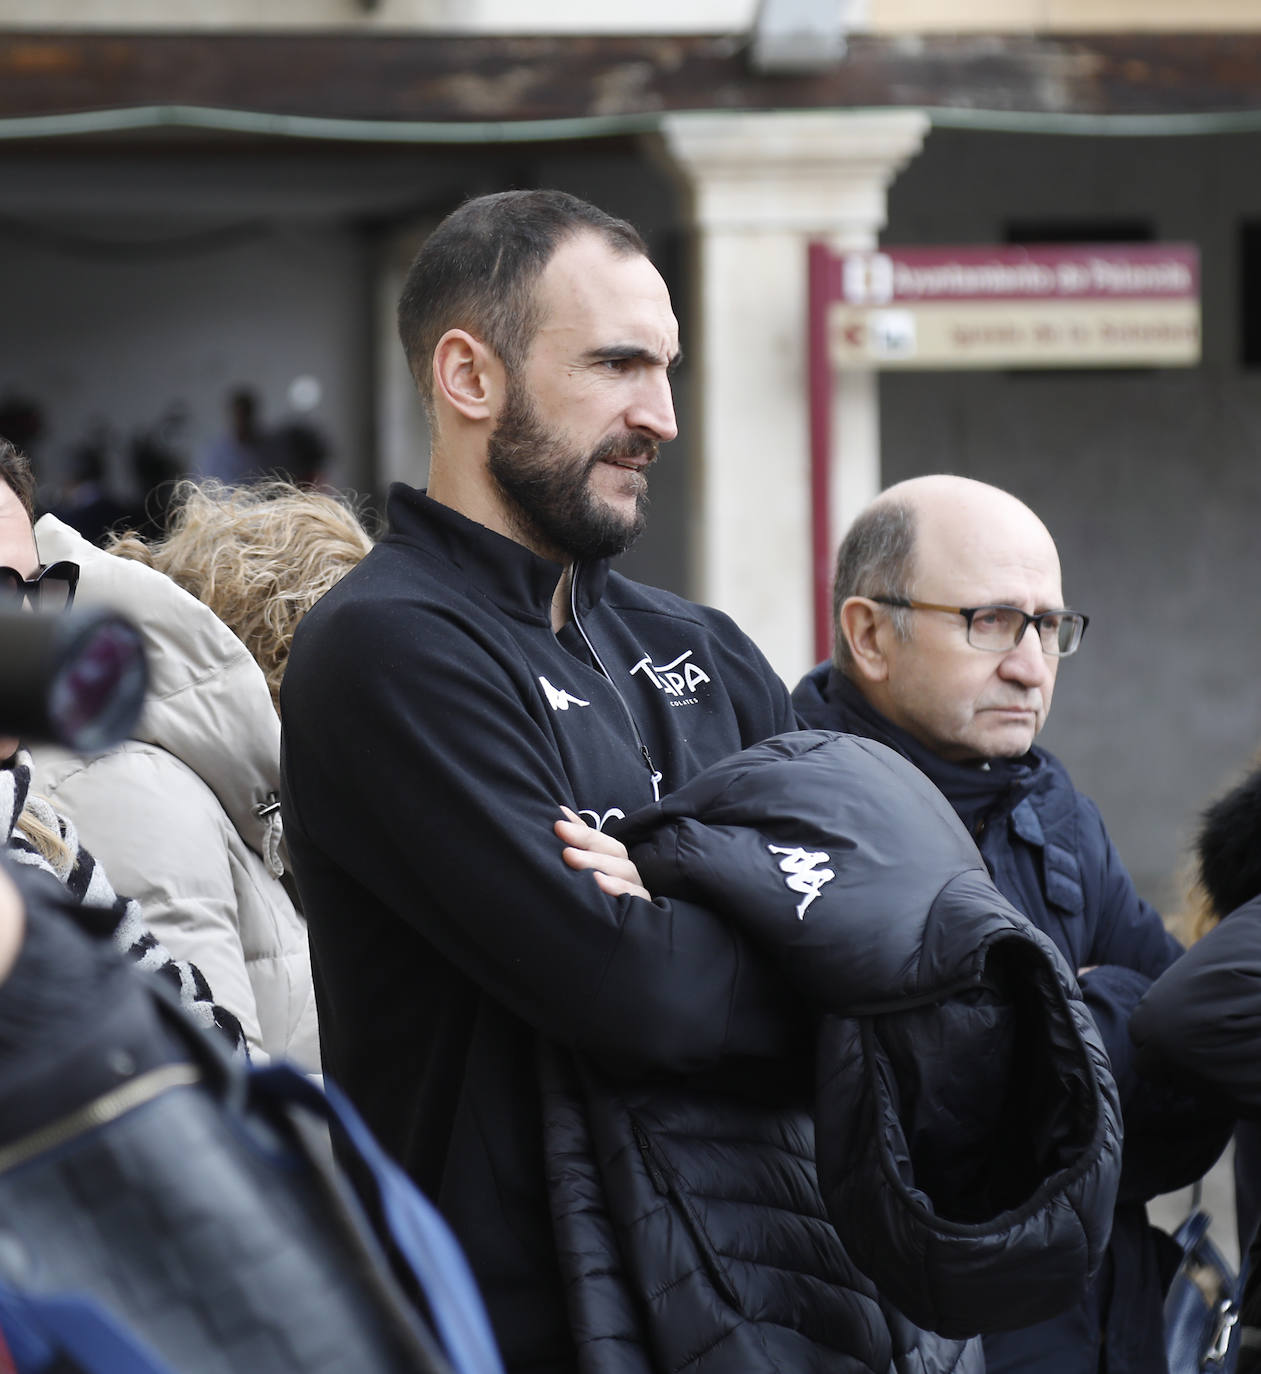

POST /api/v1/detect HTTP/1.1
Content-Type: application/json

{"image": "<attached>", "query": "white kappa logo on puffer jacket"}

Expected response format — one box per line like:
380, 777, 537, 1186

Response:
767, 845, 835, 920
539, 676, 590, 712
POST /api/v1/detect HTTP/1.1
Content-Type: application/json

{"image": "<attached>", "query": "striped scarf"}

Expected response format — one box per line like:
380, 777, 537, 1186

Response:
1, 751, 247, 1058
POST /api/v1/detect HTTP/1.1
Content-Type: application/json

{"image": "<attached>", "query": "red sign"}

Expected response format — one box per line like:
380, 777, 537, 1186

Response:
819, 243, 1200, 369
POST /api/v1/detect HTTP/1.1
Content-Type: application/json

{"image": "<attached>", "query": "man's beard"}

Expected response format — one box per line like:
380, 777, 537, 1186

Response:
486, 381, 656, 564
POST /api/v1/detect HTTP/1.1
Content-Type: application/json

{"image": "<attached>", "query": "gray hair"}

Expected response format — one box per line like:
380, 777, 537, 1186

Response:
831, 497, 916, 671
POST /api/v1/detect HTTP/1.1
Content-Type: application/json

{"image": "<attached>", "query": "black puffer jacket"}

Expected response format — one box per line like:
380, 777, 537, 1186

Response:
602, 730, 1122, 1353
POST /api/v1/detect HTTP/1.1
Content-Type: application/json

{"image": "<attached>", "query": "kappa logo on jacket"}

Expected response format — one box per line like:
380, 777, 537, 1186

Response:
578, 807, 625, 832
629, 649, 711, 707
767, 845, 835, 920
539, 676, 590, 712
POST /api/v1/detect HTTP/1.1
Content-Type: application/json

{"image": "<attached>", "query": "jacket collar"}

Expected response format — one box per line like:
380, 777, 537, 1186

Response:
808, 665, 1043, 830
31, 514, 285, 873
385, 485, 611, 625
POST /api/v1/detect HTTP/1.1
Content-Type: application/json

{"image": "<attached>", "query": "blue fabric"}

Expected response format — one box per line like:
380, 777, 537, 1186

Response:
0, 1063, 505, 1374
251, 1064, 506, 1374
0, 1284, 175, 1373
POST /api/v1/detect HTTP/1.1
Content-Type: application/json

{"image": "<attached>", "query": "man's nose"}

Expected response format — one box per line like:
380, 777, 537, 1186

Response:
1000, 623, 1052, 685
629, 373, 678, 444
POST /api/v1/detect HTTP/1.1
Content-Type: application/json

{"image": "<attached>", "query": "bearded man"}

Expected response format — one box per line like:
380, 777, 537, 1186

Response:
280, 191, 810, 1372
281, 195, 1120, 1374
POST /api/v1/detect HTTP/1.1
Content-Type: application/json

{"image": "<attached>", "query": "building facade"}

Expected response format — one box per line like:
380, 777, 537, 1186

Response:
2, 1, 1259, 908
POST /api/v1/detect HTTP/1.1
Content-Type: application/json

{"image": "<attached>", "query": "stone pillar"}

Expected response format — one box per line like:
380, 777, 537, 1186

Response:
659, 109, 928, 681
375, 220, 436, 494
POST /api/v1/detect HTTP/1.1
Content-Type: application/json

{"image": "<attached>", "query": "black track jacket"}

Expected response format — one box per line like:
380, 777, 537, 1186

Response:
280, 487, 800, 1371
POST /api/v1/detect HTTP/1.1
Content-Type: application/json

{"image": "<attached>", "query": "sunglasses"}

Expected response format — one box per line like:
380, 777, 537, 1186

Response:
0, 561, 80, 611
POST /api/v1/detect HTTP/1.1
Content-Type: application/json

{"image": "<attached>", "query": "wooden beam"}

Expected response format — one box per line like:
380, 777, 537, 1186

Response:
1, 32, 1261, 126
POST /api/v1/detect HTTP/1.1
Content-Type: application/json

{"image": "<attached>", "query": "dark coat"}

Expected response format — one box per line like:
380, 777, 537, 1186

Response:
547, 729, 1121, 1372
283, 488, 812, 1371
1130, 760, 1261, 1105
792, 666, 1233, 1374
1131, 764, 1261, 1373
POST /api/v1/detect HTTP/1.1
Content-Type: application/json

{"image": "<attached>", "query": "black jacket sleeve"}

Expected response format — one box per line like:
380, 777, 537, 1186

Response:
1081, 961, 1229, 1201
1131, 894, 1261, 1115
1063, 792, 1231, 1199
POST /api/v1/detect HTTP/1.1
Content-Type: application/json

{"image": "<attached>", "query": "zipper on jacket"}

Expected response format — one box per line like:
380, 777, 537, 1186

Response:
629, 1116, 744, 1311
0, 1063, 201, 1177
631, 1120, 670, 1196
568, 565, 663, 802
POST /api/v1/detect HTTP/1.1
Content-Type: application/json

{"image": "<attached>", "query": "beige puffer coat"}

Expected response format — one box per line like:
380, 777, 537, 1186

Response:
29, 514, 319, 1070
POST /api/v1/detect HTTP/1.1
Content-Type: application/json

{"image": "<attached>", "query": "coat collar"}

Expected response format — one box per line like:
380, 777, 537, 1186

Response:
384, 485, 611, 625
803, 665, 1044, 831
31, 514, 284, 873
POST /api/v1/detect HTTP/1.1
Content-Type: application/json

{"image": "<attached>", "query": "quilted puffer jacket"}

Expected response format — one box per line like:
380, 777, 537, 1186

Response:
587, 729, 1123, 1363
29, 515, 318, 1069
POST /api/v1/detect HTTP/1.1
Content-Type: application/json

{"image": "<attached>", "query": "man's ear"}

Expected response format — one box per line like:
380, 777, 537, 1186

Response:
432, 329, 500, 421
838, 597, 890, 684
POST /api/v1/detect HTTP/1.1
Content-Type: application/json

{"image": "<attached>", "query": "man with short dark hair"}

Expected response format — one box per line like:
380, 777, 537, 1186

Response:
281, 197, 1115, 1374
794, 473, 1229, 1374
281, 190, 806, 1372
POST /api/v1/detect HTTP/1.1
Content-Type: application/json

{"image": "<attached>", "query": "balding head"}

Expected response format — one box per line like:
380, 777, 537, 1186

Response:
834, 475, 1073, 761
882, 475, 1059, 591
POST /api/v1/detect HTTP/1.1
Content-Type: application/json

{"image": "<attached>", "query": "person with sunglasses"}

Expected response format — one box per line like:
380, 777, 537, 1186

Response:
0, 556, 77, 611
0, 437, 247, 1057
23, 473, 374, 1072
792, 474, 1231, 1374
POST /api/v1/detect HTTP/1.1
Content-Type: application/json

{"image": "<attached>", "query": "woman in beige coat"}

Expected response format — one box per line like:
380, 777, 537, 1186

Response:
31, 481, 373, 1069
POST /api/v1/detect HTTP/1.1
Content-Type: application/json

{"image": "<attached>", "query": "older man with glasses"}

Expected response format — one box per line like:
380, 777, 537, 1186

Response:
793, 473, 1228, 1374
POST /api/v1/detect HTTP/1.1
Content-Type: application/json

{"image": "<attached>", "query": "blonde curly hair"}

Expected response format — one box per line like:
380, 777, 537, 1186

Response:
108, 480, 375, 712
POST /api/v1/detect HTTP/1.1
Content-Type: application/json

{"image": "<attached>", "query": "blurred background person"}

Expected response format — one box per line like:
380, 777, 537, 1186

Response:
28, 478, 374, 1068
49, 432, 136, 546
0, 395, 46, 478
261, 417, 333, 489
129, 405, 191, 540
197, 385, 265, 485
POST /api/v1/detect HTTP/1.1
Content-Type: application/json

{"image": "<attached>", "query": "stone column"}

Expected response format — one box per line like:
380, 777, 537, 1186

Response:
659, 109, 928, 681
375, 220, 436, 493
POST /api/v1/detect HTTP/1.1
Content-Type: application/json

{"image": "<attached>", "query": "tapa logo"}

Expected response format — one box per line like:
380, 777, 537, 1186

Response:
767, 845, 835, 920
629, 649, 711, 706
539, 676, 589, 712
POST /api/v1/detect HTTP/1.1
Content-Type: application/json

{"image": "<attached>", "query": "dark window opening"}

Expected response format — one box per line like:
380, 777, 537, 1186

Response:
1005, 219, 1154, 247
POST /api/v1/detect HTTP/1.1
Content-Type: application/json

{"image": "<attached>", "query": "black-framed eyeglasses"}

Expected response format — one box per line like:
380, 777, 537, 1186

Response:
871, 597, 1089, 657
0, 561, 79, 612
